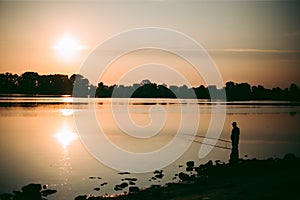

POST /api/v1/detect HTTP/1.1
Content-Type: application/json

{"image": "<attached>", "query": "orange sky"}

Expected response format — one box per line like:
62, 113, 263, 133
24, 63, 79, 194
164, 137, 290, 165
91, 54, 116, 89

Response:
0, 0, 299, 88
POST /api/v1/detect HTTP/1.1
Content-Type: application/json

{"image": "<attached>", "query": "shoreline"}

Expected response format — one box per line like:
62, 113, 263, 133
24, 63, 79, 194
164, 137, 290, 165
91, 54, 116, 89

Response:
83, 153, 299, 200
1, 153, 299, 200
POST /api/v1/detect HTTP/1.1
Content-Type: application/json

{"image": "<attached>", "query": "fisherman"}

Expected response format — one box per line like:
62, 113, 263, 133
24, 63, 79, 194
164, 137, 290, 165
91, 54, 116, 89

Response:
230, 121, 240, 162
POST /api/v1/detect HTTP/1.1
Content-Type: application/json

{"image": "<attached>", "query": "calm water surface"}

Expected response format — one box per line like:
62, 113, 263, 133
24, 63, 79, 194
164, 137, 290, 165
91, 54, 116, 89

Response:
0, 97, 299, 199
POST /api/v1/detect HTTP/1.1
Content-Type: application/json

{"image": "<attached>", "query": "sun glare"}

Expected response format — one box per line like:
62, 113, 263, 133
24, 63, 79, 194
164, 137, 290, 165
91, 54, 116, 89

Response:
55, 126, 78, 149
54, 35, 85, 60
60, 108, 74, 116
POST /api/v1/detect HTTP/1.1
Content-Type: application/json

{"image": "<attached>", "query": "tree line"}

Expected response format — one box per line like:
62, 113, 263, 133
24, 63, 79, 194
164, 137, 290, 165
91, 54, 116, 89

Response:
0, 72, 299, 101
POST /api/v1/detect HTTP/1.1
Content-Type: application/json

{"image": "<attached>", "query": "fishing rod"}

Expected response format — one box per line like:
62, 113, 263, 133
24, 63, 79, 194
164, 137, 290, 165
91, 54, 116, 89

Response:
180, 134, 232, 150
181, 133, 231, 143
192, 139, 232, 150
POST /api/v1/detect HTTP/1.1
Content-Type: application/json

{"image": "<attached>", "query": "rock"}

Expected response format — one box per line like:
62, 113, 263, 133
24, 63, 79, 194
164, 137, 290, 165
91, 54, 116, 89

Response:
204, 160, 213, 168
124, 177, 138, 181
118, 172, 130, 175
114, 182, 129, 191
129, 181, 136, 185
0, 183, 56, 200
0, 193, 13, 200
215, 160, 223, 165
194, 167, 200, 173
178, 165, 183, 168
198, 160, 213, 171
41, 189, 57, 197
284, 153, 296, 161
100, 182, 108, 186
129, 186, 140, 193
153, 169, 164, 179
119, 182, 129, 188
186, 167, 193, 172
150, 185, 161, 189
154, 170, 163, 174
267, 157, 274, 161
114, 186, 122, 191
87, 197, 103, 200
178, 172, 190, 181
93, 187, 100, 191
21, 183, 42, 193
186, 161, 195, 168
12, 190, 21, 195
155, 173, 164, 179
21, 183, 42, 200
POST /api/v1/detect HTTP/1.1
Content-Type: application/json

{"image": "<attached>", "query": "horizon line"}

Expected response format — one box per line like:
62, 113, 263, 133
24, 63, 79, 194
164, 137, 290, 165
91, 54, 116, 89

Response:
0, 71, 299, 90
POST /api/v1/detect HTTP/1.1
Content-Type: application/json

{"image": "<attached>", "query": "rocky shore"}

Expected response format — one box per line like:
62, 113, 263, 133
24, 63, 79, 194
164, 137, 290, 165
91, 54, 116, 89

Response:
1, 153, 299, 200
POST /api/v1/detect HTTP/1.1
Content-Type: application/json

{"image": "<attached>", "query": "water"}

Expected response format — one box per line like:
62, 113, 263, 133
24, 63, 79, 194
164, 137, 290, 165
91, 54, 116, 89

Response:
0, 97, 299, 199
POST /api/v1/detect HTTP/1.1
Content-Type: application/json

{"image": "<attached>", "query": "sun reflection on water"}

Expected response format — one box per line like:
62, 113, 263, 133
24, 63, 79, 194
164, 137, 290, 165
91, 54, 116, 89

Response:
53, 123, 77, 190
55, 125, 78, 149
62, 97, 73, 103
60, 108, 74, 116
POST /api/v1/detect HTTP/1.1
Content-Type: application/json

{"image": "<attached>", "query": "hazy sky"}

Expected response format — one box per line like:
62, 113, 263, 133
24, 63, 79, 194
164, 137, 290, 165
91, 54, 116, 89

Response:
0, 0, 299, 88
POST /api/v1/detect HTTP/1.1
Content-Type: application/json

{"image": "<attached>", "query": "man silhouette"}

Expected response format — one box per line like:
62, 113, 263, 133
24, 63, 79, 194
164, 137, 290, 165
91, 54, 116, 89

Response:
230, 122, 240, 162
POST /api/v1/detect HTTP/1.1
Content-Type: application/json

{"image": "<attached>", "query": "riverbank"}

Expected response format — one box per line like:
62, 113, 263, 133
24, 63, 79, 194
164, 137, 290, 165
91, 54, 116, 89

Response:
74, 153, 299, 200
2, 153, 298, 200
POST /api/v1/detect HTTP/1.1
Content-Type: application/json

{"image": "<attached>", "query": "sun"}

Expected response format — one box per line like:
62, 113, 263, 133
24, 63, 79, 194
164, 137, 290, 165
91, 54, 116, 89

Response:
54, 35, 85, 60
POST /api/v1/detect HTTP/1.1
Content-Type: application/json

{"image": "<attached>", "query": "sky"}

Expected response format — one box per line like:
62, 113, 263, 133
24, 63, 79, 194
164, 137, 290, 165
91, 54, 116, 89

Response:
0, 0, 299, 88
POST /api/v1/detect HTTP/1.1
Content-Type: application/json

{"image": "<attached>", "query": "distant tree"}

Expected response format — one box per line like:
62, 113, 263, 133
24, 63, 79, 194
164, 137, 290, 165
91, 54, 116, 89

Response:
194, 85, 209, 99
70, 74, 79, 86
88, 85, 97, 97
235, 83, 251, 100
169, 85, 179, 96
1, 71, 299, 101
0, 73, 18, 94
132, 83, 159, 98
225, 81, 251, 100
177, 85, 195, 98
70, 74, 90, 97
18, 72, 39, 94
271, 87, 284, 100
111, 85, 135, 98
96, 82, 113, 97
141, 79, 151, 85
158, 84, 175, 98
252, 85, 266, 100
289, 83, 300, 100
225, 81, 235, 100
38, 74, 72, 95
